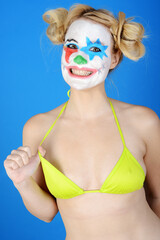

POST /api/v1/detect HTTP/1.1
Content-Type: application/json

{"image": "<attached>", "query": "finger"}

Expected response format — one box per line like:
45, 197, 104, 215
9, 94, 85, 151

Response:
38, 145, 46, 157
13, 155, 40, 181
11, 149, 29, 165
18, 146, 32, 158
4, 159, 19, 170
7, 154, 24, 168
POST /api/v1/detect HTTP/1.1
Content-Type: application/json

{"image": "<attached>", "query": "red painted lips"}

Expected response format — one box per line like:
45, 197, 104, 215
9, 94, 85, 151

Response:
65, 66, 97, 78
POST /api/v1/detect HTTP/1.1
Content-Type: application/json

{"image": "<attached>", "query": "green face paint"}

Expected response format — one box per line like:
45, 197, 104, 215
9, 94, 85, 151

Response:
73, 55, 87, 65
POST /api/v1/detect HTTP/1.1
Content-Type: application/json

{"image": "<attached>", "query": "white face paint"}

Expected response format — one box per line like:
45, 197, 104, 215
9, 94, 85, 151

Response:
61, 18, 112, 90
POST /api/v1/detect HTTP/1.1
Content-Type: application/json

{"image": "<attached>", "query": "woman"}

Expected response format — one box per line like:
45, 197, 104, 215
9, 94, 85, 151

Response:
4, 3, 160, 240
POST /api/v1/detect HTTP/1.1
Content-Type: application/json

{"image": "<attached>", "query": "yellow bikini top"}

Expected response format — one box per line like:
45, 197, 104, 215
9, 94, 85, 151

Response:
38, 90, 146, 199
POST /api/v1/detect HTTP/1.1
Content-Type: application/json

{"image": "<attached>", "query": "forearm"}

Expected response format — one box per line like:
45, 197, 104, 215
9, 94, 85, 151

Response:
149, 197, 160, 219
14, 177, 58, 222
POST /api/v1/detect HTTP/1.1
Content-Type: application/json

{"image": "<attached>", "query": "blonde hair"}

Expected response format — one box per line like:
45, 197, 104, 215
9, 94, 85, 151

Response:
42, 3, 148, 73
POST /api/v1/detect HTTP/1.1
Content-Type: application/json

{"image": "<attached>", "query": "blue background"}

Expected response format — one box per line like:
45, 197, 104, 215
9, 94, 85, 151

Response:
1, 0, 160, 239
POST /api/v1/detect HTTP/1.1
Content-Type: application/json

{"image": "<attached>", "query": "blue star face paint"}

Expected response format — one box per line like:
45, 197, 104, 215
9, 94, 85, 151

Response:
80, 37, 108, 61
61, 18, 113, 90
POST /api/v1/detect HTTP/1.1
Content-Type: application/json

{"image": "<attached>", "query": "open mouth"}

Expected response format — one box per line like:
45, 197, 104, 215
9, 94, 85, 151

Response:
66, 66, 97, 78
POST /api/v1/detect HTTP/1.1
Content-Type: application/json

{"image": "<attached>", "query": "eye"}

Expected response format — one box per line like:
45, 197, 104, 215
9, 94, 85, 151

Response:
66, 44, 78, 49
89, 47, 101, 52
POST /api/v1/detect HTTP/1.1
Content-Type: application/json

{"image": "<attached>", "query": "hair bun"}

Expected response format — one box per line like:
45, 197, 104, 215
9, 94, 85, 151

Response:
117, 12, 126, 47
110, 11, 147, 60
42, 8, 68, 44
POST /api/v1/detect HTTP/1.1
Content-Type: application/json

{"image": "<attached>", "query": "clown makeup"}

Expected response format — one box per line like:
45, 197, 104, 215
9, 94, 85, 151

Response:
61, 18, 113, 90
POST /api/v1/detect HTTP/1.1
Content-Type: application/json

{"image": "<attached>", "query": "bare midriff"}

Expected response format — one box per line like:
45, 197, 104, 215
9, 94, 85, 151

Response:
56, 188, 160, 240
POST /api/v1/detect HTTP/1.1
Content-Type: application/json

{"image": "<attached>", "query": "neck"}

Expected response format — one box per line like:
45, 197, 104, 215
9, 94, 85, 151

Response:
64, 82, 112, 120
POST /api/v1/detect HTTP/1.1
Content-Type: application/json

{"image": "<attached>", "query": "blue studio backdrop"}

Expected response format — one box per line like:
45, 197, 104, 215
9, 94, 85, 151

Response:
1, 0, 160, 239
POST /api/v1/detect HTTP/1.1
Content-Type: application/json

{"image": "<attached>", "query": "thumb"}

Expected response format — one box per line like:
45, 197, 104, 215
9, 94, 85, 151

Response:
38, 145, 46, 157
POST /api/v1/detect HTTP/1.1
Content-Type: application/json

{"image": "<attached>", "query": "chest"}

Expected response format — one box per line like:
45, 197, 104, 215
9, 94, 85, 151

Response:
42, 115, 146, 190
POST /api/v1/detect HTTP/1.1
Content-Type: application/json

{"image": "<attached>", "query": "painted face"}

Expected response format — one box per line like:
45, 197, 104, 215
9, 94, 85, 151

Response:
61, 18, 112, 90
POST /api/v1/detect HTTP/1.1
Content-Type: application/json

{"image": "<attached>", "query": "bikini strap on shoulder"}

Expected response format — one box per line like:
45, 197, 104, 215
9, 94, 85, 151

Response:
39, 100, 69, 146
108, 98, 126, 147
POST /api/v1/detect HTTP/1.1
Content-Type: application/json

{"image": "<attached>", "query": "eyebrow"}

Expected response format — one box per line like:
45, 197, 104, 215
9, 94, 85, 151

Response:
65, 39, 78, 44
64, 38, 107, 47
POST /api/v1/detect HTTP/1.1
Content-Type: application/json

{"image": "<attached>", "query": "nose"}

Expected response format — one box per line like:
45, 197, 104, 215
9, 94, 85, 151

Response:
73, 55, 87, 65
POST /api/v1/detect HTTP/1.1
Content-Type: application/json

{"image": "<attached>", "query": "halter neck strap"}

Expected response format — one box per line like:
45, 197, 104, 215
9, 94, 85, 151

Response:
67, 89, 71, 98
108, 98, 126, 147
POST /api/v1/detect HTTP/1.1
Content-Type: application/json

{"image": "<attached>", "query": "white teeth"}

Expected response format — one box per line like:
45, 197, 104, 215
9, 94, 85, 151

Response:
71, 68, 92, 76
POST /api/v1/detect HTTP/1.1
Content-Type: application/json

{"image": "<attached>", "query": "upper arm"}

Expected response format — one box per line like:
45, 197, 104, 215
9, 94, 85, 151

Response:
22, 114, 57, 201
142, 107, 160, 199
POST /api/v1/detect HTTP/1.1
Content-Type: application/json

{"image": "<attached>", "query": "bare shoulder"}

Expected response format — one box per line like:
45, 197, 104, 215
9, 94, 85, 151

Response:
109, 97, 160, 144
23, 102, 66, 151
109, 97, 159, 120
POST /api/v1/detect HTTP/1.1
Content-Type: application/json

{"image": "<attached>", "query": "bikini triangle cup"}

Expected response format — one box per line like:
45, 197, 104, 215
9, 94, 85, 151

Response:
37, 89, 146, 199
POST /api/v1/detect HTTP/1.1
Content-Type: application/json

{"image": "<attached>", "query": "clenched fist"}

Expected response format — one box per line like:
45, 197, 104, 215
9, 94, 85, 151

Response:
4, 145, 46, 185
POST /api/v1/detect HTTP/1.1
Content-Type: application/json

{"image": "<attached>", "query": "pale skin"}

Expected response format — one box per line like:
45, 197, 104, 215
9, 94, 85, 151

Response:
4, 19, 160, 240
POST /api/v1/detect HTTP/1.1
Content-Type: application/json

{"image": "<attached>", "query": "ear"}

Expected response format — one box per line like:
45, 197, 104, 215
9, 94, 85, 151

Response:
110, 49, 121, 70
